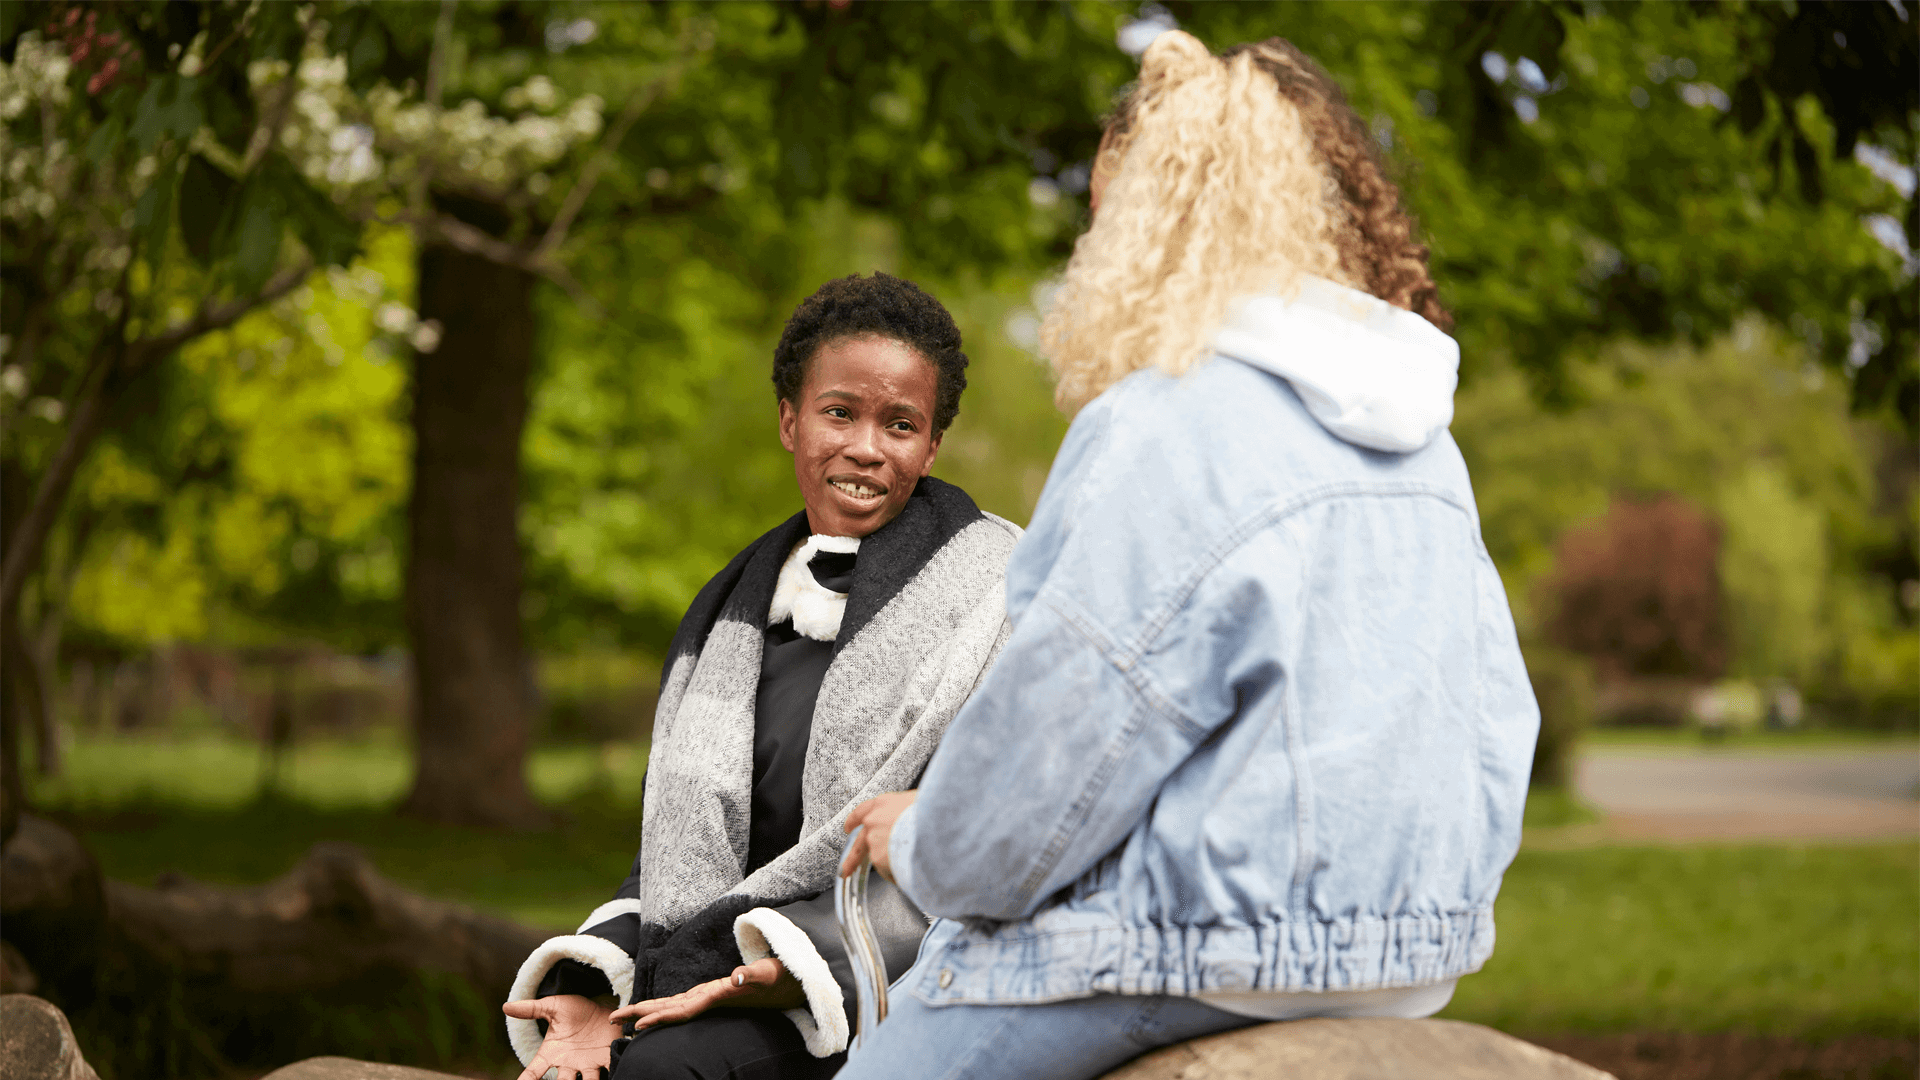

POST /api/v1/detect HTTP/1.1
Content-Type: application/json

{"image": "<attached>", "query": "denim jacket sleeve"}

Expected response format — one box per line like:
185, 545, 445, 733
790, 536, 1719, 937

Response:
891, 493, 1297, 923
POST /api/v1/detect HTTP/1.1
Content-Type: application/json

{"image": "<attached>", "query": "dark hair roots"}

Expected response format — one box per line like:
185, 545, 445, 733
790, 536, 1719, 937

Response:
771, 272, 970, 434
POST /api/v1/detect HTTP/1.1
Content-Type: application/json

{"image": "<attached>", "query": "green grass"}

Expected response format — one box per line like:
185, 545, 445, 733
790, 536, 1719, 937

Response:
1442, 843, 1920, 1040
1521, 785, 1602, 829
32, 733, 643, 929
1583, 727, 1920, 753
29, 732, 1920, 1045
31, 732, 650, 814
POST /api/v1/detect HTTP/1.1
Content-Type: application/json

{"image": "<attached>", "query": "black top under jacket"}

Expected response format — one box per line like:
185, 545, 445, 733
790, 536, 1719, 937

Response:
746, 547, 857, 875
540, 544, 857, 1003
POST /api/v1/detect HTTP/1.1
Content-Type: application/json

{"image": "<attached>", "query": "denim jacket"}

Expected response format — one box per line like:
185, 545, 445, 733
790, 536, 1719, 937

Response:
888, 278, 1538, 1006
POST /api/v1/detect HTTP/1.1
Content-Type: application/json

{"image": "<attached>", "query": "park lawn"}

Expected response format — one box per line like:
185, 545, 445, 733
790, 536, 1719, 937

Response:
1440, 842, 1919, 1040
31, 733, 1920, 1038
1583, 727, 1920, 753
32, 733, 648, 930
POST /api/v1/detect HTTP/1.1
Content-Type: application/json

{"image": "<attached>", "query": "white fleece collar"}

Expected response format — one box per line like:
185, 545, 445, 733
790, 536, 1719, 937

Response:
1210, 276, 1460, 453
769, 534, 861, 641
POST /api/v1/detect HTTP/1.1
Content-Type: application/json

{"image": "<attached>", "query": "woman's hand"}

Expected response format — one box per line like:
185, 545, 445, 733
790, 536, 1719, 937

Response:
501, 993, 620, 1080
610, 957, 805, 1032
840, 790, 918, 882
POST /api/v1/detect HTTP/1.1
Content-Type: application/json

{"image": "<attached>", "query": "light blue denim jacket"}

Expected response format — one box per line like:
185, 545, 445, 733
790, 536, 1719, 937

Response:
888, 278, 1538, 1006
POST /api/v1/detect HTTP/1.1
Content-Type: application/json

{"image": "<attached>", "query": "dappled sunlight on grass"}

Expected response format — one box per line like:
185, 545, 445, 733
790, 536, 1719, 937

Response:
30, 731, 649, 811
1443, 843, 1920, 1039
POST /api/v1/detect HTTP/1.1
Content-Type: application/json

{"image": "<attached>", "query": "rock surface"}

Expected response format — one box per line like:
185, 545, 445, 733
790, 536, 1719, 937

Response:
1099, 1017, 1617, 1080
261, 1059, 479, 1080
0, 995, 102, 1080
261, 1019, 1614, 1080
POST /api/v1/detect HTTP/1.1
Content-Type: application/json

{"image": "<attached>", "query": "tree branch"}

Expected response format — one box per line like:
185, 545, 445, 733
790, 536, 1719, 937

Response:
530, 78, 671, 264
424, 0, 459, 110
0, 256, 316, 618
421, 214, 598, 313
0, 344, 116, 621
127, 255, 316, 369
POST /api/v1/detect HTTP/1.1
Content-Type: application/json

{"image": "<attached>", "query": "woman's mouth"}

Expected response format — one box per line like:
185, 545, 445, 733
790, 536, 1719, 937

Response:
830, 479, 885, 501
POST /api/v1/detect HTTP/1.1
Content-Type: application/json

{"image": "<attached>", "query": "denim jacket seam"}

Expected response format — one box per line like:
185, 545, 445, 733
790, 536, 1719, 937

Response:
947, 905, 1497, 943
1060, 392, 1120, 530
1119, 481, 1473, 665
1049, 590, 1209, 744
1274, 516, 1317, 917
1009, 598, 1174, 907
1011, 696, 1158, 908
1470, 547, 1492, 829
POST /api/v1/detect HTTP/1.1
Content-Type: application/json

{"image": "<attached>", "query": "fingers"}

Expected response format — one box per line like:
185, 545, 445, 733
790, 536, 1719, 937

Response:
514, 1054, 549, 1080
502, 998, 547, 1020
611, 980, 731, 1029
731, 958, 781, 989
844, 796, 878, 833
631, 1001, 697, 1030
837, 827, 869, 878
610, 991, 692, 1021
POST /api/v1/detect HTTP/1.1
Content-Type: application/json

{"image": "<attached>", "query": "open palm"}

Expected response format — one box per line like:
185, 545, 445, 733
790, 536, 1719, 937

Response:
502, 993, 621, 1080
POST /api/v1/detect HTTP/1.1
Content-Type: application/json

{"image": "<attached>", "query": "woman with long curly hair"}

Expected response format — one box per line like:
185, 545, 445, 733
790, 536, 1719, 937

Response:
835, 31, 1537, 1080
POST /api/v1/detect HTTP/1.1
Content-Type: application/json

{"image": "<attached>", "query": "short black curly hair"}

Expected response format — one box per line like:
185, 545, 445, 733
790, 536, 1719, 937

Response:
771, 272, 968, 434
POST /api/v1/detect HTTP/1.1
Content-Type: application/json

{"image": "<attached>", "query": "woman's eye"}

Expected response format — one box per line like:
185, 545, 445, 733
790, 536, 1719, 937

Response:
889, 421, 915, 433
826, 406, 850, 419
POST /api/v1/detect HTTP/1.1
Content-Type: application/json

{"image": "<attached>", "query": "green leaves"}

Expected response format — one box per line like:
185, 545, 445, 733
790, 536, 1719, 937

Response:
266, 157, 362, 270
129, 75, 204, 154
134, 155, 182, 264
173, 154, 361, 291
179, 154, 236, 265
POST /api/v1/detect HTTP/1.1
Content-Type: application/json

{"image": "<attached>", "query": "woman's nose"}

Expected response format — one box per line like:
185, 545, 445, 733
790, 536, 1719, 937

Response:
844, 423, 884, 465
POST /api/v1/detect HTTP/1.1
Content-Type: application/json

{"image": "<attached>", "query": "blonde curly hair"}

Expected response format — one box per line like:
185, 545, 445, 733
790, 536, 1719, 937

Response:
1041, 31, 1450, 412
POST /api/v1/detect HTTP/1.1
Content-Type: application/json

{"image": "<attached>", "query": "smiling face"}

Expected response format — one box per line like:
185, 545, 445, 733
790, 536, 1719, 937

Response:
778, 335, 943, 538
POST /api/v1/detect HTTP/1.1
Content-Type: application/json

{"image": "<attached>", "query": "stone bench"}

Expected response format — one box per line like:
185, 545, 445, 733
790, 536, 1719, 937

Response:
257, 1017, 1615, 1080
1, 993, 1615, 1080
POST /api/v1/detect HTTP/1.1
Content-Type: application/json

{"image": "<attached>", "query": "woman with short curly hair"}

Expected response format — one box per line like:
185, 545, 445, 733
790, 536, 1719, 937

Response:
836, 31, 1537, 1080
505, 272, 1021, 1080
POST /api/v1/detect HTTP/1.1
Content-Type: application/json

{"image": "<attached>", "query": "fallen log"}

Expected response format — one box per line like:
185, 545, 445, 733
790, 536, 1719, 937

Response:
1, 814, 547, 1075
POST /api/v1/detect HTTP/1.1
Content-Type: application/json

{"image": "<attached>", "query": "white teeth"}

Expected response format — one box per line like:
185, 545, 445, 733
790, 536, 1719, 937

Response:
831, 480, 881, 499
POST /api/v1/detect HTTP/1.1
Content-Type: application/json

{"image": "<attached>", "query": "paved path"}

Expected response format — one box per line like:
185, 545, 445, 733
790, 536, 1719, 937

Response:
1569, 745, 1919, 842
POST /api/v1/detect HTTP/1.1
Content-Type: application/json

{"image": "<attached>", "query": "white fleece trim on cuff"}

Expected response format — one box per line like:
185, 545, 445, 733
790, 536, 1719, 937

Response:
504, 934, 638, 1066
735, 907, 850, 1057
577, 897, 646, 933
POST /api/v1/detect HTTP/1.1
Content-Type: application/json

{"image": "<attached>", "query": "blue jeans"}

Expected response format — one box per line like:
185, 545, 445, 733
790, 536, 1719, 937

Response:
832, 989, 1256, 1080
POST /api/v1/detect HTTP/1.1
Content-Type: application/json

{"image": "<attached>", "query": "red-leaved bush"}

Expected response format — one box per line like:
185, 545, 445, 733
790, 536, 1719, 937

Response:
1542, 493, 1729, 682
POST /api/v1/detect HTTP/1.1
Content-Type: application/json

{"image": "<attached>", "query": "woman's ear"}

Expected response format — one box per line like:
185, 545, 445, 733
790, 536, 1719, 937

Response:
778, 398, 798, 453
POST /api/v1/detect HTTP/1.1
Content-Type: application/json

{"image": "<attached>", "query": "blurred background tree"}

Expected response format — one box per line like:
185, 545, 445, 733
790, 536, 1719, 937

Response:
2, 1, 1915, 1076
2, 0, 1913, 822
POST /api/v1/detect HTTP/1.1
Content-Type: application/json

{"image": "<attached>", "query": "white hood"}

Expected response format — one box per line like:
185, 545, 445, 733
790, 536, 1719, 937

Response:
1210, 276, 1459, 453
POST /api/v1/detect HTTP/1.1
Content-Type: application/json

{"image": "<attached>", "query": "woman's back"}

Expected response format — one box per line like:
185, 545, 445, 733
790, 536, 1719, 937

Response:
895, 279, 1537, 998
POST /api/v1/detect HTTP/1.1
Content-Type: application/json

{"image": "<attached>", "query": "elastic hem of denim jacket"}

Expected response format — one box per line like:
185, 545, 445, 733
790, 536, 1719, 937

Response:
905, 908, 1495, 1007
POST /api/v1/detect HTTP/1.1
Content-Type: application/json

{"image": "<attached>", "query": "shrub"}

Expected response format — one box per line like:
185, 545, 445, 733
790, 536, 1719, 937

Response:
1522, 643, 1595, 787
1542, 493, 1729, 682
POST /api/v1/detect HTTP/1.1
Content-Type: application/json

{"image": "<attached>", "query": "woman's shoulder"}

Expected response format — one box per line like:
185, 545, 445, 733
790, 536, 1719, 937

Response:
935, 502, 1023, 577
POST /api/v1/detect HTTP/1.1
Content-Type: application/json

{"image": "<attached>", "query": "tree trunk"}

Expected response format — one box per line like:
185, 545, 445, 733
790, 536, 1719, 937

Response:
0, 458, 36, 815
401, 206, 545, 829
